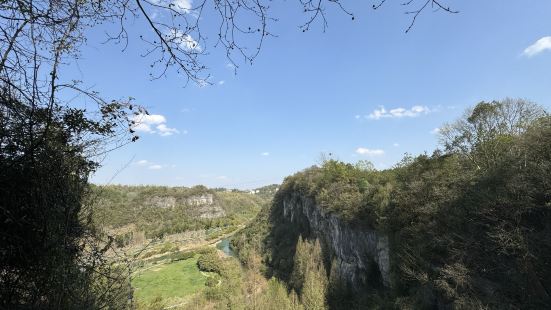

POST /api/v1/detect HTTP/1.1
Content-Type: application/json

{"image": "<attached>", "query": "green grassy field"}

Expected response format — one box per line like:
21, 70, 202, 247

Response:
132, 256, 208, 304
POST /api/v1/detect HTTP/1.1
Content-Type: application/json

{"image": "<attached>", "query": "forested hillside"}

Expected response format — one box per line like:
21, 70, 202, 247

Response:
233, 99, 551, 309
91, 185, 270, 244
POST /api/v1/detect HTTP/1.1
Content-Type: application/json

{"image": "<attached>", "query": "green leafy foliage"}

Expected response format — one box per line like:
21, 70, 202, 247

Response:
274, 159, 394, 225
294, 238, 328, 310
257, 278, 304, 310
0, 84, 135, 307
197, 250, 223, 273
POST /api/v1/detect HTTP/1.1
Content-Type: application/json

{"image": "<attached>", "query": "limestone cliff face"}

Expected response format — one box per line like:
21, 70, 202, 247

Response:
185, 194, 225, 219
186, 194, 214, 206
148, 194, 225, 219
282, 193, 391, 288
148, 196, 176, 208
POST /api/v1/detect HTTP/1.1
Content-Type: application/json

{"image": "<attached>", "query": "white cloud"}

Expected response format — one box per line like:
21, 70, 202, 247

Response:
136, 160, 164, 170
132, 122, 152, 133
354, 115, 361, 119
218, 80, 225, 85
430, 127, 441, 135
166, 28, 201, 52
131, 113, 180, 137
523, 36, 551, 57
172, 0, 192, 13
393, 143, 400, 147
226, 63, 236, 70
261, 152, 270, 156
156, 123, 180, 136
355, 147, 385, 156
132, 114, 166, 134
367, 105, 430, 120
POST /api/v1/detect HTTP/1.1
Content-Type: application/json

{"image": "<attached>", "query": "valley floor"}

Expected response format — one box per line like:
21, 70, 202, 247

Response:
130, 227, 244, 309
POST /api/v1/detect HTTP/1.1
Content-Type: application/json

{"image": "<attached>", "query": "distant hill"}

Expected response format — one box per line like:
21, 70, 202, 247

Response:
91, 184, 273, 243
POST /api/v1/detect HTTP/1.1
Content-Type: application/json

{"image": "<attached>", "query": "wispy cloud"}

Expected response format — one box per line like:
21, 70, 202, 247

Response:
367, 105, 430, 120
261, 152, 270, 156
157, 124, 180, 136
172, 0, 192, 13
430, 127, 441, 135
393, 143, 400, 147
134, 160, 168, 170
218, 80, 225, 85
523, 36, 551, 57
131, 113, 180, 137
356, 147, 385, 156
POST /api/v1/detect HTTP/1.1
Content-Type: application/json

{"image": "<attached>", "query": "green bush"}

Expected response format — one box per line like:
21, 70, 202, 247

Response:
141, 242, 178, 259
197, 250, 223, 274
205, 275, 220, 287
169, 251, 195, 262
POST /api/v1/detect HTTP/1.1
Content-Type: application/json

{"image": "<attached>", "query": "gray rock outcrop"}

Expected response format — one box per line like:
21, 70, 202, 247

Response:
282, 194, 391, 288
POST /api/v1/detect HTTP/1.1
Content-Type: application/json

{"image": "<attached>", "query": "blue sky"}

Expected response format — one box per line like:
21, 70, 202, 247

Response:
79, 0, 551, 189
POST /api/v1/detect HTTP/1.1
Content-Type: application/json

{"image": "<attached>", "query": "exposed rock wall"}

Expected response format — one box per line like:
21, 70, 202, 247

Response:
197, 204, 225, 219
186, 194, 224, 218
282, 193, 391, 288
148, 196, 176, 208
186, 194, 214, 206
148, 193, 224, 218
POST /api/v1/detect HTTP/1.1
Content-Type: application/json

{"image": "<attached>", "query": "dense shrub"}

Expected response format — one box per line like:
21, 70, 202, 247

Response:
141, 242, 179, 259
205, 275, 220, 287
170, 251, 195, 262
197, 250, 223, 273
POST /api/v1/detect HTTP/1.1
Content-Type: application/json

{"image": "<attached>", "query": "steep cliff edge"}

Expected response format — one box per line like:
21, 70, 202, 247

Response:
281, 193, 390, 288
232, 183, 393, 308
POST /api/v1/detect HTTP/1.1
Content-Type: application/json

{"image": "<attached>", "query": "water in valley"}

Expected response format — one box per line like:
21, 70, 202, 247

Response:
216, 238, 236, 257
